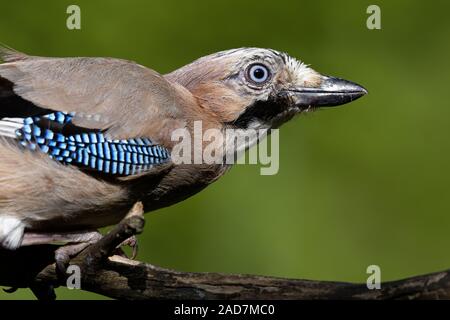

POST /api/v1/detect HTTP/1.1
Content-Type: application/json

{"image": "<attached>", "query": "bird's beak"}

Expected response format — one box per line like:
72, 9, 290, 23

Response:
281, 75, 368, 109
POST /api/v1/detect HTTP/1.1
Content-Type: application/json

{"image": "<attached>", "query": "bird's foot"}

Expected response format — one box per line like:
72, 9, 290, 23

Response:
112, 202, 144, 259
21, 230, 103, 276
55, 242, 94, 277
15, 202, 145, 300
116, 235, 139, 259
76, 202, 145, 270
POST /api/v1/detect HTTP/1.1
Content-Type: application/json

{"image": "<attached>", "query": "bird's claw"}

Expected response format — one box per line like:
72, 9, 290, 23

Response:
54, 242, 95, 276
116, 235, 139, 259
55, 246, 71, 277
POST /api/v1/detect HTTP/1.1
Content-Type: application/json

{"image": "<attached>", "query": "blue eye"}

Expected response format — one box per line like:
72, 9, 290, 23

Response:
247, 64, 270, 84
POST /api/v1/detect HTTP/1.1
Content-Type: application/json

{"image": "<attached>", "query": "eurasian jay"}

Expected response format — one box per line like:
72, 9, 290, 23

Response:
0, 46, 366, 252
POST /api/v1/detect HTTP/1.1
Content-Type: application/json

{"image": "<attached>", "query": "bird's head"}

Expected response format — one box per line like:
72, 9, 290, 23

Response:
166, 48, 367, 130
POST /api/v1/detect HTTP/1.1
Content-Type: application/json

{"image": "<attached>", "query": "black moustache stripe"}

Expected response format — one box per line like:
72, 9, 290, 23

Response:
229, 99, 286, 128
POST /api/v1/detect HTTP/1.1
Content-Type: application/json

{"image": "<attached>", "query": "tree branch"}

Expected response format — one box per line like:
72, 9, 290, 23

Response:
1, 203, 449, 300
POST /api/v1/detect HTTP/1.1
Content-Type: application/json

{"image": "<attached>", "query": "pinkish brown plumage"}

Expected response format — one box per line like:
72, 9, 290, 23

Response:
0, 45, 367, 250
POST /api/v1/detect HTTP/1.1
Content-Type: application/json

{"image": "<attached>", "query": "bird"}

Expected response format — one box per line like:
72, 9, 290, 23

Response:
0, 46, 367, 253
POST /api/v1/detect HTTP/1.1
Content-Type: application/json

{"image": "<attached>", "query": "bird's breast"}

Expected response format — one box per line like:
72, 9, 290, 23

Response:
133, 163, 230, 212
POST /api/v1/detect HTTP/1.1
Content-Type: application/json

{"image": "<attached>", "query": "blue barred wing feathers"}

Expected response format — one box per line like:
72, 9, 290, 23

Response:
15, 112, 170, 176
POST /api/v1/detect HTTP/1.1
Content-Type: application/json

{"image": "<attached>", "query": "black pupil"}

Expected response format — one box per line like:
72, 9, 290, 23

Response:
253, 67, 265, 79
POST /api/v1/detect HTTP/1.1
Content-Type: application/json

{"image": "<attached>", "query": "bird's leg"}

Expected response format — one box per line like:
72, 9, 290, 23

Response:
78, 202, 145, 268
21, 229, 139, 275
54, 243, 94, 276
21, 230, 103, 275
21, 230, 103, 247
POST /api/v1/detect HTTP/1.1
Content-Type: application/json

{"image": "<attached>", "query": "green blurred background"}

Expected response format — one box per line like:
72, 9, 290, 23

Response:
1, 0, 449, 299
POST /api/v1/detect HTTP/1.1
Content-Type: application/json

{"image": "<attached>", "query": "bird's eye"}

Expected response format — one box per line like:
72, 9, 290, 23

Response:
246, 64, 271, 85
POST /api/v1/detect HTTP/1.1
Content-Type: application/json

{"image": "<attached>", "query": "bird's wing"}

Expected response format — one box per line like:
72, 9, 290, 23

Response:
0, 46, 183, 138
0, 46, 180, 177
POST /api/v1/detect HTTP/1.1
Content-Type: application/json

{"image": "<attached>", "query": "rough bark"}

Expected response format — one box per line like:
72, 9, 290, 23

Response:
1, 203, 449, 300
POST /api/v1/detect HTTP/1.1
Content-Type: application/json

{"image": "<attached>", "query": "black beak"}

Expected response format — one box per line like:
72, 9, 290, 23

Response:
283, 76, 368, 108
